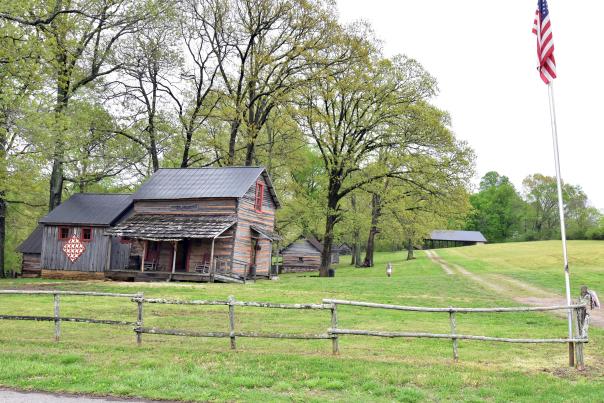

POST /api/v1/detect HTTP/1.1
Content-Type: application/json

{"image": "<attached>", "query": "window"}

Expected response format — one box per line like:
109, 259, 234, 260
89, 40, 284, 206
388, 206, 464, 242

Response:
298, 257, 304, 262
58, 226, 71, 240
254, 181, 264, 212
81, 227, 93, 242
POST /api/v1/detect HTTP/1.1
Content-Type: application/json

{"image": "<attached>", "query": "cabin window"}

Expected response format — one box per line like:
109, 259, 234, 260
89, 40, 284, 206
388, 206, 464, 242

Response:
81, 227, 93, 242
254, 182, 265, 212
58, 226, 71, 240
298, 257, 304, 262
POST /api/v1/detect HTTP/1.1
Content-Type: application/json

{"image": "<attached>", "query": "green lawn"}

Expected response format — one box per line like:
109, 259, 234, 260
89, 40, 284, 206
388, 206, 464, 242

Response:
0, 242, 603, 402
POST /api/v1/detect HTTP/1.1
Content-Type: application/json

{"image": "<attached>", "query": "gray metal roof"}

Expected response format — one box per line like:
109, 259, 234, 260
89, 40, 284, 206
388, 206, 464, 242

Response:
17, 225, 43, 254
106, 214, 237, 241
428, 230, 487, 243
132, 167, 280, 207
39, 194, 133, 226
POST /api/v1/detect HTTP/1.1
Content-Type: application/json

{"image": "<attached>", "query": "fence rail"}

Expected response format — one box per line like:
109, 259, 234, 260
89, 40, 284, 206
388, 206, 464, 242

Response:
323, 298, 589, 365
0, 290, 590, 368
0, 289, 142, 341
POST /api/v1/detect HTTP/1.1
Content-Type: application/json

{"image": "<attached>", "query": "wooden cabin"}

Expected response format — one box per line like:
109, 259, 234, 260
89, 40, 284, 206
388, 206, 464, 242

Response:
18, 167, 280, 283
16, 225, 43, 277
280, 236, 338, 273
336, 243, 352, 255
424, 230, 487, 249
106, 167, 280, 282
36, 194, 133, 279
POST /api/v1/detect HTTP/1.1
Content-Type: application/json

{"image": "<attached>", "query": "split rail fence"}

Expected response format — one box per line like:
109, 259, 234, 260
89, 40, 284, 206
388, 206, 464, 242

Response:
0, 290, 590, 367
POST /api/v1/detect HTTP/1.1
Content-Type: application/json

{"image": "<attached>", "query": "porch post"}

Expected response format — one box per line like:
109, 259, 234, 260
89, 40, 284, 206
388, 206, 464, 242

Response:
171, 241, 178, 275
209, 237, 216, 282
141, 240, 147, 273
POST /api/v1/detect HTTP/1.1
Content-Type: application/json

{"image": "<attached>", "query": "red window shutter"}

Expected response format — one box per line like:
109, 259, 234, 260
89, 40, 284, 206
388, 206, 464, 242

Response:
255, 182, 264, 211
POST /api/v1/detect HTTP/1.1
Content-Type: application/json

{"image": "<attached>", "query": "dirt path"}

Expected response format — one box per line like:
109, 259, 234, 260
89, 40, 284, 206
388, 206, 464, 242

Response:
425, 250, 604, 328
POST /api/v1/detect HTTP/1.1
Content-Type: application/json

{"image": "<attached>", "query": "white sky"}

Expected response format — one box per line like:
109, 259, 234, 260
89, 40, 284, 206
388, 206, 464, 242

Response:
337, 0, 604, 209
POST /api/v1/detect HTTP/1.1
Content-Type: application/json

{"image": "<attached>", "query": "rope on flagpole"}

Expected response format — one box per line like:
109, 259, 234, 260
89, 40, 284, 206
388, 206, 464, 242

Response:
547, 82, 574, 366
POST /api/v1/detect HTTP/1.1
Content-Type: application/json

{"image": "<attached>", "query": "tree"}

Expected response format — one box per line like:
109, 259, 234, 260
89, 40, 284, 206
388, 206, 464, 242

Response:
2, 0, 152, 210
523, 173, 600, 240
197, 0, 336, 165
296, 28, 472, 276
466, 172, 526, 242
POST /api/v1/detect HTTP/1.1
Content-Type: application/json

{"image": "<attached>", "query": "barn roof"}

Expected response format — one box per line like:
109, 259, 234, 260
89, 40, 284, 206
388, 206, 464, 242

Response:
39, 194, 132, 226
428, 230, 487, 243
106, 214, 237, 241
132, 167, 280, 207
17, 225, 43, 254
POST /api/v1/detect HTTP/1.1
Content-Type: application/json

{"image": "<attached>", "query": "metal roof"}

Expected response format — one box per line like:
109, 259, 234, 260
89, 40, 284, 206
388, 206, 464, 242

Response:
17, 225, 43, 254
132, 167, 280, 207
39, 194, 132, 226
428, 230, 487, 243
106, 214, 237, 241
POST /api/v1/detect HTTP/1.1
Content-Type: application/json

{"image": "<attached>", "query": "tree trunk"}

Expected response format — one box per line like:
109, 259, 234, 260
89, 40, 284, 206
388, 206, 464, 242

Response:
228, 119, 240, 165
320, 181, 340, 277
180, 127, 194, 168
319, 212, 336, 277
0, 193, 5, 278
362, 193, 381, 267
350, 193, 360, 266
406, 238, 415, 260
244, 141, 255, 166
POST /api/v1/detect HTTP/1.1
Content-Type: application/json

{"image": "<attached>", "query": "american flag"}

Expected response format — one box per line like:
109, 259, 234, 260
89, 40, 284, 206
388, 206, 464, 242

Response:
532, 0, 556, 84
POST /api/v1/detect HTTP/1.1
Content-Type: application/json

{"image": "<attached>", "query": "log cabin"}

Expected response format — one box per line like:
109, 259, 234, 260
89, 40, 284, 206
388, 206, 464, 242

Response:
280, 236, 338, 273
106, 167, 280, 282
18, 167, 280, 283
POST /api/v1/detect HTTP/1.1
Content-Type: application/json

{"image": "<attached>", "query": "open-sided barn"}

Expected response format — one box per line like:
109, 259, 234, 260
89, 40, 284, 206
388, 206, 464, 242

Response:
424, 230, 487, 249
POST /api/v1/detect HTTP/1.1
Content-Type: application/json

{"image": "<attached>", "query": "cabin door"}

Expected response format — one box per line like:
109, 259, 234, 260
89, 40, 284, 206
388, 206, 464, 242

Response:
145, 241, 160, 265
250, 238, 259, 268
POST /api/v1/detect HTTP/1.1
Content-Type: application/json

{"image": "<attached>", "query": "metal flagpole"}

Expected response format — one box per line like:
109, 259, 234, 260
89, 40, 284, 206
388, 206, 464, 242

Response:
546, 82, 574, 366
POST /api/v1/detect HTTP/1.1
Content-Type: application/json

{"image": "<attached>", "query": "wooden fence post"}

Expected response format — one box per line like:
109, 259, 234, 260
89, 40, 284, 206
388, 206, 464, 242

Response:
228, 296, 236, 350
574, 306, 585, 370
331, 303, 339, 354
136, 293, 144, 346
54, 293, 60, 342
449, 307, 458, 362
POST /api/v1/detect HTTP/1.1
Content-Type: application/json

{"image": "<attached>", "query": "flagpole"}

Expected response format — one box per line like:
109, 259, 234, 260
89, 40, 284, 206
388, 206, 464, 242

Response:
546, 82, 574, 366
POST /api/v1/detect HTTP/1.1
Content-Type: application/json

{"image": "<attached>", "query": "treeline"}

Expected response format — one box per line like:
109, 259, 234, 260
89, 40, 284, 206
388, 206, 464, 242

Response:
466, 171, 603, 243
0, 0, 474, 277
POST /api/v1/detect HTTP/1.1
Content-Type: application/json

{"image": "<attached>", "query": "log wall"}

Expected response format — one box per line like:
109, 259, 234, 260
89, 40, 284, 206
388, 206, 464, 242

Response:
281, 239, 321, 273
21, 253, 41, 272
232, 177, 276, 275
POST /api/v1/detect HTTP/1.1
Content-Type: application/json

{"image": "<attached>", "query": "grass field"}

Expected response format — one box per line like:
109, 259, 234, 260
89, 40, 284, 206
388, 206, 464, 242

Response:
0, 241, 603, 402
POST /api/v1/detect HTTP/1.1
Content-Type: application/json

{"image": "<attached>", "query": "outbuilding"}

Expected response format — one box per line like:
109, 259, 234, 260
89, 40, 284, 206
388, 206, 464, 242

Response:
280, 236, 338, 273
424, 230, 487, 249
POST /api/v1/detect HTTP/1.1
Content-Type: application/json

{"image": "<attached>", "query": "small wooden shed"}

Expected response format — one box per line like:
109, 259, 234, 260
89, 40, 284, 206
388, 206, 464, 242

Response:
16, 225, 43, 277
280, 236, 338, 273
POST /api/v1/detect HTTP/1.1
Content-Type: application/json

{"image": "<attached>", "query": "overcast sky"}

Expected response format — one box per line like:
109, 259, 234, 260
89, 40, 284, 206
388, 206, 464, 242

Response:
337, 1, 604, 209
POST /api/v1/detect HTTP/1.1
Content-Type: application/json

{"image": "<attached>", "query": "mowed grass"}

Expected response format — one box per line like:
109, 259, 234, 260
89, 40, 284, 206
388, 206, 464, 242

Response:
438, 240, 604, 296
0, 244, 602, 402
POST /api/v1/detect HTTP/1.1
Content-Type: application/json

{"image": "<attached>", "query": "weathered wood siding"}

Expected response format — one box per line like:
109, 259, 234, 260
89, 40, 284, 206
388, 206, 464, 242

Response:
134, 199, 237, 215
110, 238, 131, 270
232, 177, 276, 276
281, 239, 321, 273
41, 226, 110, 272
21, 253, 41, 272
